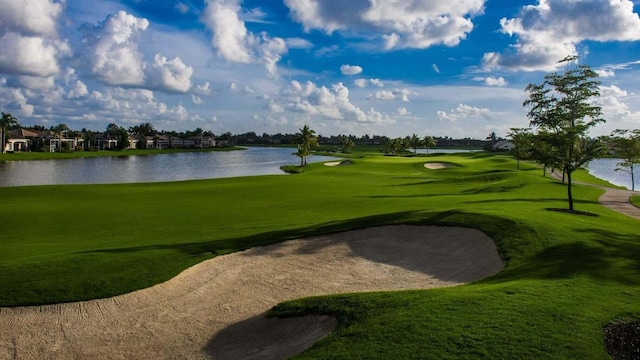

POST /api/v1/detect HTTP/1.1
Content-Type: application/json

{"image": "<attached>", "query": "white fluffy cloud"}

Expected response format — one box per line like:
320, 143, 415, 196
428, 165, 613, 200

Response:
472, 76, 507, 87
340, 64, 363, 75
146, 54, 194, 93
280, 80, 395, 124
84, 11, 194, 93
397, 107, 410, 116
483, 0, 640, 71
354, 78, 384, 88
201, 0, 288, 75
0, 0, 66, 77
368, 88, 412, 101
437, 103, 490, 121
87, 11, 149, 86
284, 0, 485, 50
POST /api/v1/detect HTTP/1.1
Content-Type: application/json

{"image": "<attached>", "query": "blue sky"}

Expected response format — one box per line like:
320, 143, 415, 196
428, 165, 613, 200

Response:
2, 0, 640, 139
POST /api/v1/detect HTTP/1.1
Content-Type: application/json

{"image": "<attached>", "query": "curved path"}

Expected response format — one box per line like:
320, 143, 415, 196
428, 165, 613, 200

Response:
597, 187, 640, 220
0, 225, 503, 360
548, 169, 640, 220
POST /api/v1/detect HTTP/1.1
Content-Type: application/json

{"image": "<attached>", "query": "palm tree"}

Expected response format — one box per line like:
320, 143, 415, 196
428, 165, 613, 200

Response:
423, 136, 436, 154
296, 125, 318, 165
408, 134, 421, 154
0, 113, 18, 154
292, 144, 308, 166
339, 135, 355, 153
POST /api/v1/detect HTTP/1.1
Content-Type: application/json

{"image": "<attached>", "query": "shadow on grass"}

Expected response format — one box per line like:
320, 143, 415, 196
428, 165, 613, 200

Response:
493, 228, 640, 286
79, 210, 640, 287
78, 210, 516, 261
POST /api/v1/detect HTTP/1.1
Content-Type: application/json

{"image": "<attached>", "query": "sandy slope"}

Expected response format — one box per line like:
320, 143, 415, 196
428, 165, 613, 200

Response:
0, 225, 503, 360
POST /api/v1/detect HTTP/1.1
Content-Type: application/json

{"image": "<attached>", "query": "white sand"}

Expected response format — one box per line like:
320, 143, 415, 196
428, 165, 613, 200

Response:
0, 225, 502, 360
324, 160, 352, 167
424, 162, 453, 169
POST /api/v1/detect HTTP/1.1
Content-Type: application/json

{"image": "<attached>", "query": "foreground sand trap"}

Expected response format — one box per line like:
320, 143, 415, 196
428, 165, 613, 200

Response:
0, 225, 502, 360
324, 160, 352, 166
424, 162, 453, 169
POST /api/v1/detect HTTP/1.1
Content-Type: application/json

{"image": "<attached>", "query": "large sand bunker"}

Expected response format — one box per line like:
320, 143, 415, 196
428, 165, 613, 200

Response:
0, 225, 502, 360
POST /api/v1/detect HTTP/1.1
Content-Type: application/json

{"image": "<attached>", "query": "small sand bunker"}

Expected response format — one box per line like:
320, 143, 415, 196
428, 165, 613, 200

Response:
0, 225, 502, 360
424, 162, 453, 170
324, 160, 352, 167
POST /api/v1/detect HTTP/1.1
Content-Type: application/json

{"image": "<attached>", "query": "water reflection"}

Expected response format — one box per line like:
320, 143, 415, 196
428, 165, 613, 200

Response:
0, 147, 338, 187
588, 158, 639, 190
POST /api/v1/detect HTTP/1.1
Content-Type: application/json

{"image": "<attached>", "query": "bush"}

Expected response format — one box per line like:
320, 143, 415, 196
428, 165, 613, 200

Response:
280, 165, 305, 174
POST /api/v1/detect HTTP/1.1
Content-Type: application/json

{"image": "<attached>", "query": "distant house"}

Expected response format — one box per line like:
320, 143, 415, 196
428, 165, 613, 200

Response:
5, 128, 83, 152
492, 140, 515, 151
94, 133, 118, 150
5, 128, 39, 152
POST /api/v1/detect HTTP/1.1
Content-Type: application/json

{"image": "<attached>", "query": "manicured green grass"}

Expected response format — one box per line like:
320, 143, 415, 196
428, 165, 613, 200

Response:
632, 196, 640, 208
1, 152, 639, 358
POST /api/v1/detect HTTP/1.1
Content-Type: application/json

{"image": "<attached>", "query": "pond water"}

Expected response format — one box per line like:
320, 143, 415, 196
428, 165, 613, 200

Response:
587, 158, 639, 190
0, 147, 338, 187
3, 147, 632, 190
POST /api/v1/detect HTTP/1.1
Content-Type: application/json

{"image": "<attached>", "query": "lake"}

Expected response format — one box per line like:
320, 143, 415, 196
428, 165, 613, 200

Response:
587, 158, 639, 190
2, 148, 634, 190
0, 147, 338, 187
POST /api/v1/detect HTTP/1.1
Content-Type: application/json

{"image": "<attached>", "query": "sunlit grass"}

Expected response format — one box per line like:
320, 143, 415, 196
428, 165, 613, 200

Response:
1, 151, 638, 358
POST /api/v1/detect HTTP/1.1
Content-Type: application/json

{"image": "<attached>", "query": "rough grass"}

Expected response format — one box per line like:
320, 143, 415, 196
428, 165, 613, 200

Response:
1, 152, 639, 358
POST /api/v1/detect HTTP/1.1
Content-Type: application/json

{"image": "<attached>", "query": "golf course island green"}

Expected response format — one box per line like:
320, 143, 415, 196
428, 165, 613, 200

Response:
1, 150, 639, 359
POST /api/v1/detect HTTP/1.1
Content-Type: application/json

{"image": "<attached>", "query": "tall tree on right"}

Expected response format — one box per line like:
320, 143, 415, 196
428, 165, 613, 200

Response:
524, 56, 606, 211
608, 129, 640, 191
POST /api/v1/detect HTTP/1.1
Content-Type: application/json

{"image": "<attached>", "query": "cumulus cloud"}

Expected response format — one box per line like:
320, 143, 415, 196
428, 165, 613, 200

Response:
67, 80, 89, 99
283, 0, 485, 50
281, 80, 395, 124
397, 107, 410, 116
368, 88, 412, 101
83, 11, 194, 93
437, 103, 491, 121
482, 0, 640, 71
472, 76, 507, 86
86, 11, 149, 86
340, 64, 363, 75
146, 54, 193, 93
354, 78, 384, 88
595, 69, 615, 78
0, 0, 67, 77
194, 82, 213, 95
201, 0, 288, 75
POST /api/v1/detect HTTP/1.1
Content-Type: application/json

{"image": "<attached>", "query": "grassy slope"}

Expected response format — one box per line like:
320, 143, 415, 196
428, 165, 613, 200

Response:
1, 152, 639, 358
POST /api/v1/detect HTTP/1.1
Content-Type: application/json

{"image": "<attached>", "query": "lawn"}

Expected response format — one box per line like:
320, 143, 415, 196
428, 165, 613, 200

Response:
1, 151, 638, 358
